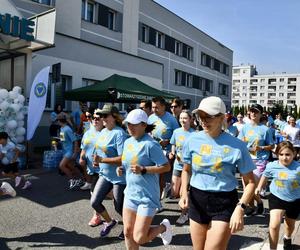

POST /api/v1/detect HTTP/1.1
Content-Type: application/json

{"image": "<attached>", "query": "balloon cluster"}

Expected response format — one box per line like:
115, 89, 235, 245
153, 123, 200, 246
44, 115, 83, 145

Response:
0, 86, 27, 149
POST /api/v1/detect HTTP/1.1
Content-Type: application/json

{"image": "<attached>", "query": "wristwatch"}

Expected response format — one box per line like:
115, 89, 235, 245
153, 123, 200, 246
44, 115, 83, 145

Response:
141, 167, 147, 175
237, 202, 247, 210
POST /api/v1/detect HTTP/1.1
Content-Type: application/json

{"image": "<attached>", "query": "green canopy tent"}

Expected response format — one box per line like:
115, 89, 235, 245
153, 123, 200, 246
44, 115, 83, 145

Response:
64, 74, 176, 103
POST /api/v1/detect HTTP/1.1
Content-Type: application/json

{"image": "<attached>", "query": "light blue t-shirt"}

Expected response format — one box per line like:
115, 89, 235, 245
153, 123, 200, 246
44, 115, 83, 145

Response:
182, 131, 255, 192
170, 127, 195, 171
238, 123, 274, 160
122, 134, 168, 208
60, 125, 77, 154
263, 160, 300, 202
81, 126, 100, 175
95, 126, 127, 184
148, 112, 179, 152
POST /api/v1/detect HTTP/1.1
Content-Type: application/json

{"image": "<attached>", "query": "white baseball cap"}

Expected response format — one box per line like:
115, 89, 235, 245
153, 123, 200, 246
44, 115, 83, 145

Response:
125, 109, 149, 124
193, 96, 226, 115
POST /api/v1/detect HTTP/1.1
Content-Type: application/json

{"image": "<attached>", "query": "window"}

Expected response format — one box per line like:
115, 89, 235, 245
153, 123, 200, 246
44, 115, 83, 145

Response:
141, 25, 149, 43
213, 59, 220, 72
243, 79, 247, 83
31, 0, 52, 5
175, 70, 182, 86
187, 46, 193, 61
279, 85, 284, 90
175, 41, 182, 56
218, 83, 229, 96
233, 69, 240, 74
279, 93, 284, 97
155, 31, 164, 49
204, 79, 213, 92
260, 93, 265, 97
260, 79, 265, 83
46, 75, 72, 110
82, 0, 95, 22
108, 10, 116, 30
186, 74, 193, 88
242, 86, 247, 90
280, 78, 284, 82
260, 86, 265, 90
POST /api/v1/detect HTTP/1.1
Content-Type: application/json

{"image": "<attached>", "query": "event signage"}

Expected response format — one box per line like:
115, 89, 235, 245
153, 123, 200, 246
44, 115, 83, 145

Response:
0, 13, 34, 41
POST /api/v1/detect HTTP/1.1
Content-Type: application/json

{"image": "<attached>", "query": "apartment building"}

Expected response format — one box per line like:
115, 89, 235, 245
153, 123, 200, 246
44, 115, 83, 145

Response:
232, 65, 300, 109
2, 0, 232, 146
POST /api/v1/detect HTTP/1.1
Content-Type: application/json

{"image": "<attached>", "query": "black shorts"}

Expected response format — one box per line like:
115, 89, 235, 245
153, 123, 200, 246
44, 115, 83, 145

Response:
189, 186, 238, 224
269, 193, 300, 220
1, 162, 19, 174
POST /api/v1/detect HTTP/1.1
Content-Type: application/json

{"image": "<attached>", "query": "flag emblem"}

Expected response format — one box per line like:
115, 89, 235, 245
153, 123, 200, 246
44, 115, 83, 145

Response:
34, 82, 47, 97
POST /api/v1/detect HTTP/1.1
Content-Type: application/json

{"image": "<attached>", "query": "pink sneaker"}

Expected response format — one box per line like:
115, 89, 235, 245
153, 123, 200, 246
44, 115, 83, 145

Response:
21, 181, 32, 190
88, 214, 103, 227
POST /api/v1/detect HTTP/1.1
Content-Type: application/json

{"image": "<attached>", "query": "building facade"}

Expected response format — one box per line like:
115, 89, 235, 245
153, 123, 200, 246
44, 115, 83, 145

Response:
3, 0, 233, 146
232, 64, 300, 109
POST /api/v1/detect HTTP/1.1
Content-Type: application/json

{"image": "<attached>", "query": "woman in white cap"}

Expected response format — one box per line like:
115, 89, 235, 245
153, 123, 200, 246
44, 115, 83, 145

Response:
91, 104, 127, 238
179, 96, 256, 250
117, 108, 172, 249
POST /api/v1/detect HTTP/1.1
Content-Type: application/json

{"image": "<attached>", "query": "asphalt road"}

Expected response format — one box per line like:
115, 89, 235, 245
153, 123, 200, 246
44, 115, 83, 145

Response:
0, 168, 299, 250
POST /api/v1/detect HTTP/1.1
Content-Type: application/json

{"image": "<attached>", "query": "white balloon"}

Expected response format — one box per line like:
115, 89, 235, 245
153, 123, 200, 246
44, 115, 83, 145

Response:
16, 113, 24, 121
17, 95, 25, 103
0, 101, 9, 111
9, 91, 18, 100
16, 127, 26, 136
2, 157, 9, 165
10, 103, 21, 112
17, 120, 24, 127
0, 89, 9, 99
16, 135, 25, 143
7, 120, 18, 129
0, 110, 5, 117
12, 86, 22, 94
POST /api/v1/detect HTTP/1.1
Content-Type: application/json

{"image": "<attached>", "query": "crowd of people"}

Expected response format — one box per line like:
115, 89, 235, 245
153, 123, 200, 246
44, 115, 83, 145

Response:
1, 96, 299, 250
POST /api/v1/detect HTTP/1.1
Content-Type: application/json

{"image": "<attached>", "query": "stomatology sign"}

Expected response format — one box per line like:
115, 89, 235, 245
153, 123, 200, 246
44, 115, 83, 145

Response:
0, 12, 34, 41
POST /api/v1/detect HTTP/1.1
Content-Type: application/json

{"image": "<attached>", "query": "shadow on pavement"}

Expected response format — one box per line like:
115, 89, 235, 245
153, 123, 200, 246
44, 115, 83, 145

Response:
228, 235, 264, 250
1, 226, 121, 249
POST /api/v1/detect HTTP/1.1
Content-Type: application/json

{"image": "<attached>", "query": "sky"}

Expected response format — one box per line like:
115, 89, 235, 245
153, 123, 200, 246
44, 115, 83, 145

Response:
155, 0, 300, 75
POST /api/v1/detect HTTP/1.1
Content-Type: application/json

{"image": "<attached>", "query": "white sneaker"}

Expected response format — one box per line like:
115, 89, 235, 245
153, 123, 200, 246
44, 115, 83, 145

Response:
1, 182, 16, 197
21, 181, 32, 190
15, 176, 22, 187
69, 179, 75, 189
161, 182, 171, 200
160, 219, 172, 245
176, 213, 189, 225
80, 182, 91, 190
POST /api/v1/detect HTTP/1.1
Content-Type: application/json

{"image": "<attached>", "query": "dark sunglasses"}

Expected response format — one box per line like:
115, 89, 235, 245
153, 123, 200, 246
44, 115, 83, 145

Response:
86, 115, 92, 118
170, 105, 178, 109
93, 117, 100, 121
99, 114, 109, 118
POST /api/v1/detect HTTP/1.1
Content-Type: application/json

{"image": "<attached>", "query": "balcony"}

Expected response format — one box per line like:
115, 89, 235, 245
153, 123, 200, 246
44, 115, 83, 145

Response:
268, 95, 276, 99
268, 88, 276, 92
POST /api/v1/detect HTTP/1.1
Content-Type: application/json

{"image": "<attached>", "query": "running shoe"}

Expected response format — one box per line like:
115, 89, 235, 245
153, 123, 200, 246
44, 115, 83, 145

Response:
161, 182, 171, 200
118, 231, 125, 240
176, 213, 189, 225
255, 202, 265, 215
15, 176, 22, 187
1, 182, 16, 197
160, 219, 172, 245
21, 181, 32, 190
283, 237, 293, 250
80, 182, 92, 190
69, 179, 75, 189
88, 213, 103, 227
100, 219, 118, 237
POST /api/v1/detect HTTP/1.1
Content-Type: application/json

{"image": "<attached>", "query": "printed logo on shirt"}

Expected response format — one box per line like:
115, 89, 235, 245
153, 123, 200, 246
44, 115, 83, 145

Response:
223, 147, 231, 154
211, 157, 223, 173
291, 180, 299, 189
278, 172, 288, 180
275, 180, 285, 188
199, 144, 212, 155
131, 155, 138, 165
193, 155, 203, 167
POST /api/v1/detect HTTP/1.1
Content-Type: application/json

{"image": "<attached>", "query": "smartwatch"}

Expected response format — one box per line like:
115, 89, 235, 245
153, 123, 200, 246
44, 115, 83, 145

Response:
237, 202, 247, 210
141, 167, 147, 175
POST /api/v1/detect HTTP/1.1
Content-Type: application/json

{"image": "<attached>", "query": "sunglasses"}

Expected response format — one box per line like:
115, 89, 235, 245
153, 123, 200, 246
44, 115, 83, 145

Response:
170, 105, 178, 109
99, 114, 109, 118
93, 117, 100, 121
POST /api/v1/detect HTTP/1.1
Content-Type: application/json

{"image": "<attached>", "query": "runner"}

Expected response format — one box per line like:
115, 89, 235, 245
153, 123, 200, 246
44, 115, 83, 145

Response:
180, 96, 256, 250
118, 108, 172, 249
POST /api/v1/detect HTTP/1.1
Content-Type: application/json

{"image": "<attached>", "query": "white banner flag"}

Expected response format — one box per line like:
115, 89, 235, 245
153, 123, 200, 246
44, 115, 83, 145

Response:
26, 66, 50, 140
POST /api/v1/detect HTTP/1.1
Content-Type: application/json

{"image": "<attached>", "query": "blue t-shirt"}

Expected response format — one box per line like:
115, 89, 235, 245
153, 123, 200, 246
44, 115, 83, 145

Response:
81, 126, 100, 175
263, 160, 300, 202
95, 126, 127, 184
182, 131, 255, 192
122, 134, 168, 208
60, 125, 77, 153
148, 112, 179, 152
226, 125, 238, 137
170, 127, 195, 171
238, 123, 274, 160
